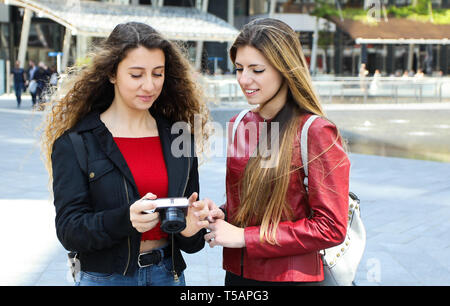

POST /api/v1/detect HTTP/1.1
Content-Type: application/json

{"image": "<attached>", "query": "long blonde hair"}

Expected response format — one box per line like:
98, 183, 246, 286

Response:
229, 18, 338, 245
41, 22, 210, 179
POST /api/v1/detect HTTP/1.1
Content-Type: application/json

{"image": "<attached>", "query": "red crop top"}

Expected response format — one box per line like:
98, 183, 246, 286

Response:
114, 136, 169, 241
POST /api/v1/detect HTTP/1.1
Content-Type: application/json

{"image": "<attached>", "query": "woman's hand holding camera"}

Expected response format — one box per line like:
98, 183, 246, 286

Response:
180, 192, 210, 237
130, 192, 160, 233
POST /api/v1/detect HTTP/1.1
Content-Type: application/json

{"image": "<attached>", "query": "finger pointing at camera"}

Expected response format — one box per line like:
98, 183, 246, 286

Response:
181, 192, 209, 237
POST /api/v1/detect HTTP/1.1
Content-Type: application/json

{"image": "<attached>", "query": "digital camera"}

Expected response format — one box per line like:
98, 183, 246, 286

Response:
143, 197, 189, 234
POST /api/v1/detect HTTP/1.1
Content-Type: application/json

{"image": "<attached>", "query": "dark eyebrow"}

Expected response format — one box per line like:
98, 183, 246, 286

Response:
128, 65, 165, 70
234, 62, 265, 68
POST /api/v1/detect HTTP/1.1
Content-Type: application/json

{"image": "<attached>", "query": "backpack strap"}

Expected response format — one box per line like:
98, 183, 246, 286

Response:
68, 132, 87, 175
300, 115, 320, 191
231, 109, 251, 144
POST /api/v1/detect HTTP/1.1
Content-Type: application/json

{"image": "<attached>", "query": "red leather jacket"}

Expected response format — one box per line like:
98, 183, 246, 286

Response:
223, 111, 350, 282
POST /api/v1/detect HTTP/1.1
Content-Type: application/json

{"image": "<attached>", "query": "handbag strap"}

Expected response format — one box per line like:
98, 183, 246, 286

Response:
67, 132, 87, 274
231, 110, 319, 182
300, 115, 320, 191
68, 132, 88, 175
231, 109, 250, 144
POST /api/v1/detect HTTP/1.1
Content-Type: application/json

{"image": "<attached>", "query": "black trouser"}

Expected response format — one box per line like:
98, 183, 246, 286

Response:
36, 86, 44, 104
31, 91, 37, 105
225, 272, 324, 286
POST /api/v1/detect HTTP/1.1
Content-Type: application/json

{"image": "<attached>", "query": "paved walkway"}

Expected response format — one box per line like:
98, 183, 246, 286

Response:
1, 96, 449, 286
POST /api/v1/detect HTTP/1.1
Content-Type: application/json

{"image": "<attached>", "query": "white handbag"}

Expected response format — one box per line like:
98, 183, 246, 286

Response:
300, 115, 366, 286
28, 80, 37, 94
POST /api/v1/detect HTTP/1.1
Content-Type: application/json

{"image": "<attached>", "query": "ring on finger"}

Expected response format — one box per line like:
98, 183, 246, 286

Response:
207, 233, 215, 242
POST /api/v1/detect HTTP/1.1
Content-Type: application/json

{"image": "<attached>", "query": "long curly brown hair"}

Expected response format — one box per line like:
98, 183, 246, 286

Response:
41, 22, 210, 177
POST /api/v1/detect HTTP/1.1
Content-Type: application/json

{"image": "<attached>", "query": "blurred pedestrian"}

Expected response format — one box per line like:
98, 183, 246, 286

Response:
27, 60, 38, 106
33, 62, 51, 107
359, 63, 368, 92
11, 60, 26, 108
49, 66, 58, 87
369, 69, 381, 94
40, 22, 211, 286
401, 70, 409, 79
414, 68, 424, 79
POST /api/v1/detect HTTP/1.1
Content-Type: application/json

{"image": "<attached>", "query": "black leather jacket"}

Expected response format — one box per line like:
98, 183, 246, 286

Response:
51, 111, 205, 276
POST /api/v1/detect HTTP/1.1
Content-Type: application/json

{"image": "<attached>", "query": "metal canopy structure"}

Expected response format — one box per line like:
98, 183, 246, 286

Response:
2, 0, 239, 42
331, 16, 450, 45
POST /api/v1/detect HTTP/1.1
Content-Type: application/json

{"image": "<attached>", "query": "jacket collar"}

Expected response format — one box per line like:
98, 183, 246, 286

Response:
74, 111, 103, 133
74, 110, 190, 197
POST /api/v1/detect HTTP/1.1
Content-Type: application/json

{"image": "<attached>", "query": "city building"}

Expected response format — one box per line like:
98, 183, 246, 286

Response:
0, 0, 237, 94
237, 0, 449, 76
0, 0, 449, 94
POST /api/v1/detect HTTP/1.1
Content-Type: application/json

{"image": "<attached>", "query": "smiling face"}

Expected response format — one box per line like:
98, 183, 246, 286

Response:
111, 46, 165, 111
234, 45, 285, 107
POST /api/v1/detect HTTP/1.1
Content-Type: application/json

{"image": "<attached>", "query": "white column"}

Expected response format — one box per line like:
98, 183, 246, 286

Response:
152, 0, 163, 8
407, 44, 415, 72
195, 41, 203, 71
17, 8, 32, 69
196, 0, 202, 10
195, 0, 208, 71
56, 53, 62, 74
310, 17, 319, 76
227, 0, 234, 72
61, 28, 72, 72
202, 0, 208, 14
6, 60, 10, 94
269, 0, 276, 16
76, 34, 88, 63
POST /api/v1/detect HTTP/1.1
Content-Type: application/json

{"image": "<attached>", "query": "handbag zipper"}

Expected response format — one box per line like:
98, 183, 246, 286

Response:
122, 176, 131, 276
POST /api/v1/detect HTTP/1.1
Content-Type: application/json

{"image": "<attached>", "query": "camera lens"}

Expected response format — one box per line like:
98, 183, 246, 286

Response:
160, 207, 186, 234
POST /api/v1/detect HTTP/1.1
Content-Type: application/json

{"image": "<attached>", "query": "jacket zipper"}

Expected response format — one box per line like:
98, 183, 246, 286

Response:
171, 156, 191, 282
123, 176, 131, 276
181, 156, 191, 196
240, 249, 244, 276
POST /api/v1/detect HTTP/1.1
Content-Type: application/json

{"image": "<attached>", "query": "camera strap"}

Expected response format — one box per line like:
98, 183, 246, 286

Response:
171, 234, 179, 282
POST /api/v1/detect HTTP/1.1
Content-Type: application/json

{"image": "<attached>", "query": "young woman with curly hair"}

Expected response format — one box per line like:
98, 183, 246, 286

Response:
41, 22, 210, 286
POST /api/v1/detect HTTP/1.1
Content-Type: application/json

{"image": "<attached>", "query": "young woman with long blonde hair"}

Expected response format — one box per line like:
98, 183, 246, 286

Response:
41, 22, 210, 286
205, 18, 350, 285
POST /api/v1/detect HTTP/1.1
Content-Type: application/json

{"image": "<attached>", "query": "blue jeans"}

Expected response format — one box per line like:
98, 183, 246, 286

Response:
76, 257, 185, 286
14, 83, 23, 106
